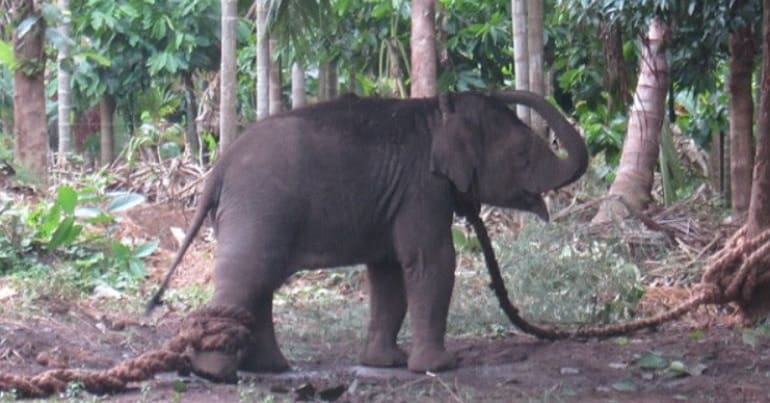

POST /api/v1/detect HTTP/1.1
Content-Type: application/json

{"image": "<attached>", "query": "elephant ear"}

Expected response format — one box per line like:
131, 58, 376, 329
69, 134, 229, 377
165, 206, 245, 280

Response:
430, 114, 482, 193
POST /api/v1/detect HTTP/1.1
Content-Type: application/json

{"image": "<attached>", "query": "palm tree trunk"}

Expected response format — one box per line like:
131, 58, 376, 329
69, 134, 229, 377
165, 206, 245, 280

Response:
220, 0, 238, 151
13, 0, 48, 183
99, 94, 115, 166
526, 0, 546, 137
182, 71, 199, 158
268, 39, 282, 115
511, 0, 530, 125
256, 0, 270, 119
56, 0, 72, 163
318, 60, 338, 101
291, 62, 306, 108
410, 0, 437, 98
593, 17, 669, 223
740, 0, 770, 319
728, 23, 756, 219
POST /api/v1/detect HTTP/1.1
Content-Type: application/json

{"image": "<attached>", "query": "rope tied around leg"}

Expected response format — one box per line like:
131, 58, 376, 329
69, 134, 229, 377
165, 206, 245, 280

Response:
0, 304, 254, 398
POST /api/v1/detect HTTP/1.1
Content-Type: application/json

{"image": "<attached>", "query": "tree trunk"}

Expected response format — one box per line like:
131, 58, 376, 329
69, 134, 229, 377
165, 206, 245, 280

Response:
99, 94, 115, 166
601, 20, 631, 114
220, 0, 238, 151
410, 0, 437, 98
182, 71, 199, 159
268, 39, 282, 115
13, 0, 48, 183
511, 0, 530, 125
291, 62, 306, 109
256, 0, 270, 119
56, 0, 72, 162
318, 60, 338, 101
593, 18, 670, 223
526, 0, 545, 137
729, 23, 756, 219
740, 0, 770, 319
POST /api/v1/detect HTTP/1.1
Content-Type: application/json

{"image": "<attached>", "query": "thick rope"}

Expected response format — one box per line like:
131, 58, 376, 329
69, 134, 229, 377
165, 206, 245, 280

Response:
470, 214, 770, 340
0, 305, 253, 398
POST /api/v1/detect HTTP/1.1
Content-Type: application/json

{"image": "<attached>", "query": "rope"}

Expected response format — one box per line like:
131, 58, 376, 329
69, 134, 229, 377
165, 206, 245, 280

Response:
470, 213, 770, 340
0, 305, 253, 398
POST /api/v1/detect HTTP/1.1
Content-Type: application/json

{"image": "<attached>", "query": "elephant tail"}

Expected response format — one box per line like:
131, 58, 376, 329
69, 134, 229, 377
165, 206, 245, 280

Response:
145, 168, 222, 315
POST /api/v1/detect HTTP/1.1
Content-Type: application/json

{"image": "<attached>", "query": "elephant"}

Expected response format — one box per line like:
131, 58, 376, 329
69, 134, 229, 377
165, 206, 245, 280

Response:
148, 90, 589, 382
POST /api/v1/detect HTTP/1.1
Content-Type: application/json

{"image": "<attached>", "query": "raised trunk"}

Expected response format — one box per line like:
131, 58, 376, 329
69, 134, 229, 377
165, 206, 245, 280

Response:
729, 24, 756, 219
256, 0, 270, 119
182, 71, 199, 158
526, 0, 546, 137
593, 18, 669, 223
410, 0, 437, 98
220, 0, 238, 151
511, 0, 530, 125
268, 39, 282, 115
56, 0, 72, 161
740, 0, 770, 319
13, 1, 48, 182
291, 62, 306, 109
99, 94, 115, 166
492, 91, 588, 191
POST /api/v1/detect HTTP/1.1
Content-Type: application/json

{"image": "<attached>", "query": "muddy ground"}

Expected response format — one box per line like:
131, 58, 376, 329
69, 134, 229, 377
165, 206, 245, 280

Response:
1, 204, 770, 402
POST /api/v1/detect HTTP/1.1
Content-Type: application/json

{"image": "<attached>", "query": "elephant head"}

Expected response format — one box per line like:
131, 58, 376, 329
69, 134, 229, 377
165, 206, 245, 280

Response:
430, 91, 589, 220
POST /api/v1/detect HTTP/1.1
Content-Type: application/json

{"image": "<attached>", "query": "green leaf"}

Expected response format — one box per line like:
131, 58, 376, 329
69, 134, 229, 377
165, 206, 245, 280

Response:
111, 241, 132, 260
48, 217, 82, 250
0, 39, 16, 69
56, 186, 78, 214
611, 379, 637, 392
133, 239, 159, 258
106, 193, 146, 213
636, 353, 668, 369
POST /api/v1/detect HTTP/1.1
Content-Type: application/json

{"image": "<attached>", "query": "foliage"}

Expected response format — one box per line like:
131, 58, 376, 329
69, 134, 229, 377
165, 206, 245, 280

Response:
494, 221, 645, 325
0, 182, 157, 292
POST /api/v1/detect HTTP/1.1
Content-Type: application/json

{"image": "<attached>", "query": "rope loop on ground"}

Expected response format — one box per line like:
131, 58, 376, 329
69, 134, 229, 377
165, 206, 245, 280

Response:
0, 304, 253, 398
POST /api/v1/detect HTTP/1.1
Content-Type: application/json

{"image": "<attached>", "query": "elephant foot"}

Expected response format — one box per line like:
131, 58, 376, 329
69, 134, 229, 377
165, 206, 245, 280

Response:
190, 351, 239, 383
407, 346, 457, 373
238, 343, 290, 373
360, 344, 408, 367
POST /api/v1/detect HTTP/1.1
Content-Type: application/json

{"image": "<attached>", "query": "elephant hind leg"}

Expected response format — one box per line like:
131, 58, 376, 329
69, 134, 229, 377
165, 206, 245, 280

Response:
191, 247, 292, 380
360, 260, 408, 367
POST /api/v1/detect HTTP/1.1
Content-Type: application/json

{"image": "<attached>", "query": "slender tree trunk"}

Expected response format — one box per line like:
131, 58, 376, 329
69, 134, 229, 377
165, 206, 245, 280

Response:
291, 62, 306, 109
593, 18, 670, 223
601, 21, 631, 114
220, 0, 238, 151
56, 0, 72, 162
256, 0, 270, 119
511, 0, 530, 125
13, 0, 48, 182
740, 0, 770, 319
729, 23, 756, 219
410, 0, 437, 98
268, 39, 282, 115
318, 60, 338, 101
526, 0, 545, 136
182, 71, 199, 158
99, 94, 115, 166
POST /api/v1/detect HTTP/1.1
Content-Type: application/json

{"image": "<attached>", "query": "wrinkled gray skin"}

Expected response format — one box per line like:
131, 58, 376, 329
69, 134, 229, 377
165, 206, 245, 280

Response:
148, 91, 588, 382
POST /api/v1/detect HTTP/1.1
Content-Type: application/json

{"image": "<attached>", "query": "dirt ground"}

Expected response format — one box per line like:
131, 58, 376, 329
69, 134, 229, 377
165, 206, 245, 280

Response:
1, 204, 770, 402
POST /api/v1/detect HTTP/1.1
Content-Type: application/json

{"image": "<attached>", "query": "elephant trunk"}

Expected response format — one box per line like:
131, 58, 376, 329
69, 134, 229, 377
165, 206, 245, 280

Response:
491, 91, 589, 193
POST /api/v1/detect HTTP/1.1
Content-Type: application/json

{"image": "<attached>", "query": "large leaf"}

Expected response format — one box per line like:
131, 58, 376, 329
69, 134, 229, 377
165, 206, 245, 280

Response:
133, 239, 159, 258
48, 217, 83, 250
106, 193, 146, 213
0, 39, 16, 70
56, 186, 78, 215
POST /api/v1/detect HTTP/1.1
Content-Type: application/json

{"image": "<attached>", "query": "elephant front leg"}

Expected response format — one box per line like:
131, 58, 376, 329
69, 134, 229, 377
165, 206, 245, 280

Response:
360, 260, 408, 367
399, 243, 458, 372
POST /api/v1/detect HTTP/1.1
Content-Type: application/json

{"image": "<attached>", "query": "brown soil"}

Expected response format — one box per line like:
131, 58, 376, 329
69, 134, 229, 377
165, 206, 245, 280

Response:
1, 204, 770, 402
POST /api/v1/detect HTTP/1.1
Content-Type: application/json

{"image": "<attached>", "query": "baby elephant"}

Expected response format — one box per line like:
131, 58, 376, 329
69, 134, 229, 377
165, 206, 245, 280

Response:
148, 91, 588, 382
